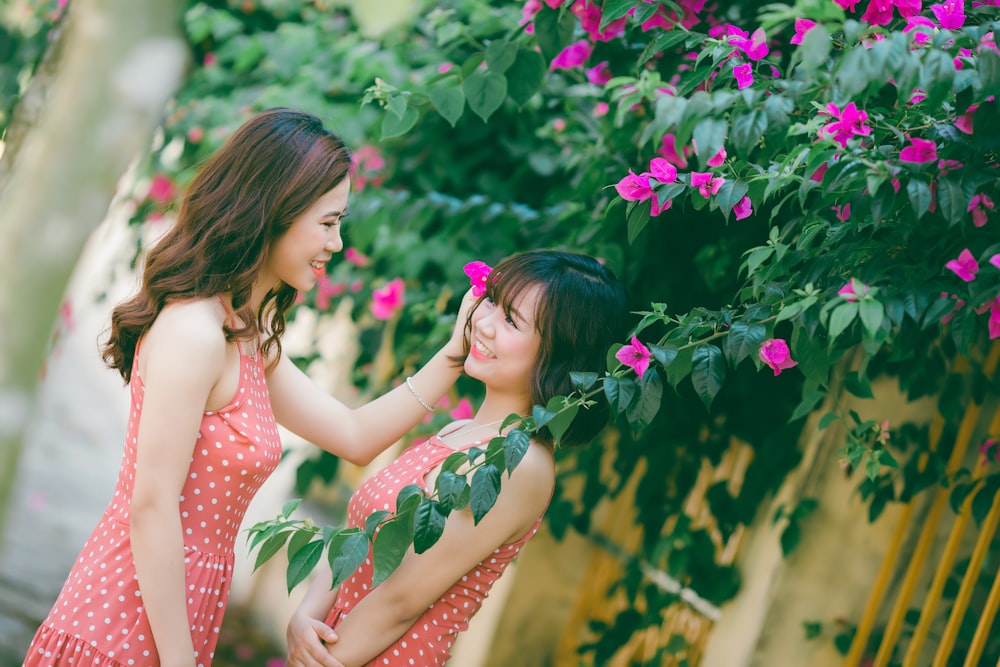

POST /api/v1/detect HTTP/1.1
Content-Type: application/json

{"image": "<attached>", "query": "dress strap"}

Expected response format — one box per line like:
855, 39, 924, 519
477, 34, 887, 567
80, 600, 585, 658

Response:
216, 296, 238, 327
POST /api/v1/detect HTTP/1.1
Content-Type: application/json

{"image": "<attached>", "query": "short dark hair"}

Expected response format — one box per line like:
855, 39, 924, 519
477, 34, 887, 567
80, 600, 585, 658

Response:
473, 250, 629, 447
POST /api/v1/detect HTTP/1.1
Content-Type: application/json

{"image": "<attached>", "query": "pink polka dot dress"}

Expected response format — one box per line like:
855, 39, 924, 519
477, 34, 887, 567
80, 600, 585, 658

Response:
24, 339, 282, 667
324, 436, 545, 666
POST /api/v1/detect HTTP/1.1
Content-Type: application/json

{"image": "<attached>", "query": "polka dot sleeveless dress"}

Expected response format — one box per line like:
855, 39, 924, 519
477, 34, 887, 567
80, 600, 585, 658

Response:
324, 436, 545, 666
24, 338, 282, 667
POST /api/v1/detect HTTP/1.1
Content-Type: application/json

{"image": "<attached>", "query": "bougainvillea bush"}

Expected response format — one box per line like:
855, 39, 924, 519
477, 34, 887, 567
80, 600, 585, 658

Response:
93, 0, 1000, 661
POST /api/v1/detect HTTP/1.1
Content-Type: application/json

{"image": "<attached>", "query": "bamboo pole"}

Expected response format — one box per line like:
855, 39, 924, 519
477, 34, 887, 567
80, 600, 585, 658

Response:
873, 344, 1000, 667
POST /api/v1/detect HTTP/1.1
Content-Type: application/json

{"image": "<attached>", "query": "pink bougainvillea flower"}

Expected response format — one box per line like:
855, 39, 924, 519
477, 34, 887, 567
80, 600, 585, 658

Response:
615, 170, 654, 201
147, 174, 177, 205
449, 397, 475, 420
810, 162, 829, 183
900, 137, 938, 163
759, 338, 798, 376
733, 62, 754, 89
791, 18, 818, 44
650, 192, 672, 216
659, 133, 691, 168
904, 15, 936, 45
931, 0, 966, 28
894, 0, 923, 17
968, 193, 995, 227
574, 0, 627, 41
979, 437, 999, 464
370, 278, 405, 320
818, 102, 871, 147
989, 298, 1000, 340
648, 157, 678, 184
543, 0, 568, 7
352, 144, 386, 191
945, 248, 980, 281
838, 279, 870, 302
939, 292, 965, 324
990, 253, 1000, 270
463, 261, 493, 297
550, 39, 593, 70
956, 104, 978, 133
733, 195, 753, 220
833, 203, 851, 221
861, 0, 894, 25
314, 275, 346, 310
691, 172, 725, 197
520, 0, 542, 30
835, 0, 861, 9
345, 247, 370, 267
616, 335, 652, 378
593, 101, 610, 117
585, 60, 612, 85
730, 27, 769, 60
707, 145, 728, 167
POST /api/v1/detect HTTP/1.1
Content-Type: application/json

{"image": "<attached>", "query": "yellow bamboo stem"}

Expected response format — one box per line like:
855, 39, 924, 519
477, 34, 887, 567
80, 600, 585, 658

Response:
934, 406, 1000, 665
872, 345, 1000, 667
843, 412, 947, 666
962, 551, 1000, 667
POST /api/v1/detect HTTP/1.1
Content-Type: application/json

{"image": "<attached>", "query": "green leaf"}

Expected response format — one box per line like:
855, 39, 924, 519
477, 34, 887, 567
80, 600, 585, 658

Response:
730, 110, 767, 158
570, 372, 598, 390
626, 372, 663, 431
463, 71, 507, 122
280, 499, 302, 518
428, 80, 465, 127
436, 470, 467, 511
789, 382, 825, 422
844, 372, 874, 399
485, 39, 518, 73
532, 404, 557, 429
692, 118, 728, 169
441, 452, 467, 474
920, 48, 955, 111
506, 48, 547, 107
906, 178, 932, 219
716, 180, 749, 219
723, 320, 766, 365
780, 520, 801, 556
533, 6, 575, 64
627, 199, 652, 243
544, 399, 579, 445
253, 530, 292, 572
502, 429, 532, 474
690, 345, 726, 410
381, 106, 419, 139
413, 498, 447, 553
828, 301, 859, 340
639, 28, 689, 66
818, 412, 839, 430
664, 346, 694, 389
397, 484, 425, 512
599, 0, 637, 29
936, 176, 967, 225
287, 529, 315, 559
798, 23, 831, 72
470, 463, 502, 524
372, 518, 412, 587
859, 299, 885, 340
864, 455, 881, 482
364, 510, 392, 538
329, 530, 368, 588
286, 539, 324, 592
979, 48, 1000, 103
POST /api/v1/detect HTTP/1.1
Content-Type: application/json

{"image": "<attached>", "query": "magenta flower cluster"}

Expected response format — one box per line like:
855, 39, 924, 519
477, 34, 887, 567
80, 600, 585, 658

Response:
943, 250, 1000, 339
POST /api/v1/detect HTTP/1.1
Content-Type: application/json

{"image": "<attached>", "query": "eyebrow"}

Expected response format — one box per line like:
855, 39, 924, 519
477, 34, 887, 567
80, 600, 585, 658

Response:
324, 209, 348, 218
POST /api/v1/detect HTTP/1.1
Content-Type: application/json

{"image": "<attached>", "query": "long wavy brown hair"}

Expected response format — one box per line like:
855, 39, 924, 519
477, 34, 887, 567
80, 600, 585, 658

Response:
103, 108, 352, 382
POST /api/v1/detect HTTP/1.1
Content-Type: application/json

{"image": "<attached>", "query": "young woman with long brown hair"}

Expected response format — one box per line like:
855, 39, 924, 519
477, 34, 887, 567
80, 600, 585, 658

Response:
22, 108, 470, 667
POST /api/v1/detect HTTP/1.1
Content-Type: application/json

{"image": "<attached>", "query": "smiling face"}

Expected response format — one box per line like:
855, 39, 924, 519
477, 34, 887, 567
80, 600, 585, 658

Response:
260, 176, 351, 294
464, 284, 543, 409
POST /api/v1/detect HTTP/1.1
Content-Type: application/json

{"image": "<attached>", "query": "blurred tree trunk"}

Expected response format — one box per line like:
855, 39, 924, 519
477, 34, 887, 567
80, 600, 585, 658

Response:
0, 0, 188, 660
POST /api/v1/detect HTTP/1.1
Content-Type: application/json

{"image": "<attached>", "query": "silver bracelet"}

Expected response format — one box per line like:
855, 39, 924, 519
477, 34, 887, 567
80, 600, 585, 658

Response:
405, 376, 434, 412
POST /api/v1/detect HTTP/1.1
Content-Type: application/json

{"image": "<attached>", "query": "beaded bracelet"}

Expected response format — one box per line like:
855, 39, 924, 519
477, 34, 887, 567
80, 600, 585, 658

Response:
405, 376, 434, 412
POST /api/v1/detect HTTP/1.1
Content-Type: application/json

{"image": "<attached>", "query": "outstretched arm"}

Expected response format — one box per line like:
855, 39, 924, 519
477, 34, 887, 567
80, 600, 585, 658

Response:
267, 289, 477, 466
321, 445, 554, 667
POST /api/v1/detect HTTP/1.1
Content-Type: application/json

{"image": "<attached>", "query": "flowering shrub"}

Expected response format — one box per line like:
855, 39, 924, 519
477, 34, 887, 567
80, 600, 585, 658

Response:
110, 0, 1000, 661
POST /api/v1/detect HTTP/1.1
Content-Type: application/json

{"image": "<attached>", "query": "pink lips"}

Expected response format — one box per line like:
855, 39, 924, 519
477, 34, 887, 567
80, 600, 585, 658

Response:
310, 264, 325, 278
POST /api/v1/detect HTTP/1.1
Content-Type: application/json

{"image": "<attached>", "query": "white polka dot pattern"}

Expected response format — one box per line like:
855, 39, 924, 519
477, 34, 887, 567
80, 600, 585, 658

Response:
323, 437, 545, 666
24, 348, 281, 667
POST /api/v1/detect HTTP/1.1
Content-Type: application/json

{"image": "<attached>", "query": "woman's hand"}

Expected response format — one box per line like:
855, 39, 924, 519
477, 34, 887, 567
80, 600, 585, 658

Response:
286, 610, 346, 667
444, 287, 478, 358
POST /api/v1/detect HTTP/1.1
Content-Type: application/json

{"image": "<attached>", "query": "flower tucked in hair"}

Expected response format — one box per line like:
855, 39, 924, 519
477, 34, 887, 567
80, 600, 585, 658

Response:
464, 261, 493, 298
